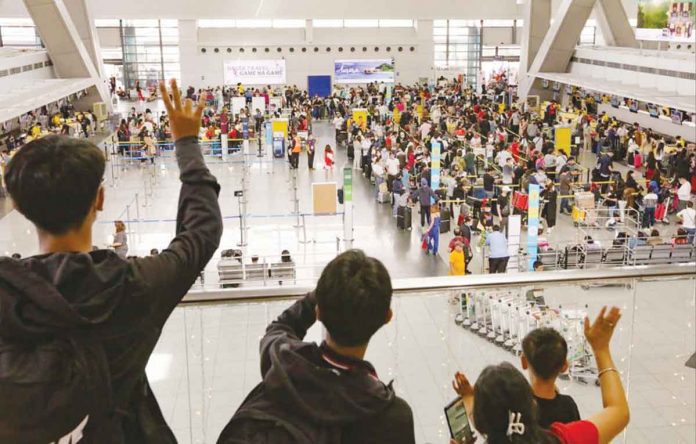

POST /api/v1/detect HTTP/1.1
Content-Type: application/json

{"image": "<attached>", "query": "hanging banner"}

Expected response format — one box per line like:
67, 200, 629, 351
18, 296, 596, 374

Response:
527, 184, 541, 271
223, 59, 287, 85
334, 59, 395, 84
431, 140, 441, 205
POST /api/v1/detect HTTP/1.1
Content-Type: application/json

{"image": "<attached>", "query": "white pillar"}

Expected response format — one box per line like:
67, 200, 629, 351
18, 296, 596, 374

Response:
178, 19, 198, 89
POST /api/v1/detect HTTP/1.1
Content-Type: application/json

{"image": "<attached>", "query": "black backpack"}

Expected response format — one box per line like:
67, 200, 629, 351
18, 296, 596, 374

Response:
217, 383, 341, 444
0, 336, 117, 443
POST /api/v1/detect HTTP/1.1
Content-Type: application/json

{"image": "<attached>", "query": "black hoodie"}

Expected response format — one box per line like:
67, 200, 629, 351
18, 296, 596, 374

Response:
0, 136, 222, 443
218, 294, 415, 444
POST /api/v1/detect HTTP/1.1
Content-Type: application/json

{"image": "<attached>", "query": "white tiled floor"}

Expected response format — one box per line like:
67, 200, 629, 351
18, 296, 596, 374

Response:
148, 277, 696, 444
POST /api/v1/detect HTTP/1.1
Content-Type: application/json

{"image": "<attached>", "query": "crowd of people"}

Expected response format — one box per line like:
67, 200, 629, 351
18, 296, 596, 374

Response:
0, 80, 632, 443
106, 74, 696, 277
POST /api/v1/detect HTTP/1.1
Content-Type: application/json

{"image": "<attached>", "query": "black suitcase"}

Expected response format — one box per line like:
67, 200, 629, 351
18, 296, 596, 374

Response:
397, 206, 412, 230
440, 207, 451, 233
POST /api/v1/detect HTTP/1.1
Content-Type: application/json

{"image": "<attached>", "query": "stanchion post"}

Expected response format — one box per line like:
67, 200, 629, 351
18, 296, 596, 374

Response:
125, 204, 131, 234
135, 193, 141, 238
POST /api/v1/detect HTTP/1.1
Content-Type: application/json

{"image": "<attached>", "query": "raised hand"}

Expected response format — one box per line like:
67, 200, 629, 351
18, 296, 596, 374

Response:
159, 79, 206, 141
452, 371, 474, 399
584, 306, 621, 352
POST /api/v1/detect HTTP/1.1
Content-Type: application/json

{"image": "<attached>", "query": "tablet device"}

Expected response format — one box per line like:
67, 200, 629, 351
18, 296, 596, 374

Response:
445, 398, 476, 444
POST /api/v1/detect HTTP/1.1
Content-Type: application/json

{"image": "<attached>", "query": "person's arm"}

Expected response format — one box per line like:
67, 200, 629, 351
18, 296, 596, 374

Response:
259, 292, 317, 376
453, 372, 475, 425
585, 306, 630, 444
129, 80, 222, 322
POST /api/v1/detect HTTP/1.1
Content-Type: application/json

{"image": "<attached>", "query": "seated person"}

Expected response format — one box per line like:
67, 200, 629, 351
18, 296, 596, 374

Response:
217, 250, 415, 443
647, 229, 663, 246
452, 306, 629, 444
521, 328, 581, 428
672, 228, 690, 245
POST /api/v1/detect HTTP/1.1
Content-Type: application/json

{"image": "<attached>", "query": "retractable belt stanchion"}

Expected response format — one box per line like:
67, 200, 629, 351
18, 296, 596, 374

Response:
221, 134, 229, 161
343, 166, 354, 250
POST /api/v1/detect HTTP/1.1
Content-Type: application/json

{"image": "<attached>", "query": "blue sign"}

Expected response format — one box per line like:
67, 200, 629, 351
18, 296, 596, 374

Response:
431, 140, 441, 205
527, 184, 541, 271
265, 121, 273, 146
334, 59, 395, 84
242, 118, 249, 139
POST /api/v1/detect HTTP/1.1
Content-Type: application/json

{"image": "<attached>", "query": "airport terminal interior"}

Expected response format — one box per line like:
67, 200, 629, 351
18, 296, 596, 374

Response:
0, 0, 694, 443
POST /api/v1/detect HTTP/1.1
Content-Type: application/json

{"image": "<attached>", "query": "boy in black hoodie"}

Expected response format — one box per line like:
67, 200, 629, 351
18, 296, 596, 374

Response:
218, 249, 415, 444
0, 80, 222, 443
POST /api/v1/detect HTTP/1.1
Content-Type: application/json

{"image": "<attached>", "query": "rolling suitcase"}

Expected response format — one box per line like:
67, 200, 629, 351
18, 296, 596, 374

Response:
440, 207, 451, 233
397, 206, 412, 230
378, 191, 392, 204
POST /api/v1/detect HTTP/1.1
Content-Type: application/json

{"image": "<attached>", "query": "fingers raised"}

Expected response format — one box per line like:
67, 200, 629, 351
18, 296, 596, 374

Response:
170, 79, 182, 110
195, 95, 206, 122
159, 81, 174, 115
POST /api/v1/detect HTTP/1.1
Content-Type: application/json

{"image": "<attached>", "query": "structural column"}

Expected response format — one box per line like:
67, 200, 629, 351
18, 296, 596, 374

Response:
178, 19, 198, 89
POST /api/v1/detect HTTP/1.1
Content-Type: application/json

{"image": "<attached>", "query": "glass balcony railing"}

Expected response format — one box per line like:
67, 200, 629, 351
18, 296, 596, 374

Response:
148, 264, 696, 443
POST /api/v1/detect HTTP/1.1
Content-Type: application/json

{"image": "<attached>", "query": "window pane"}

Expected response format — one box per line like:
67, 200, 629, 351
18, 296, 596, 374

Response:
344, 19, 378, 28
483, 19, 515, 27
236, 19, 272, 28
160, 19, 178, 27
272, 19, 305, 28
124, 19, 159, 27
95, 19, 120, 27
433, 27, 448, 36
312, 19, 343, 28
0, 18, 34, 26
378, 19, 413, 28
198, 19, 236, 28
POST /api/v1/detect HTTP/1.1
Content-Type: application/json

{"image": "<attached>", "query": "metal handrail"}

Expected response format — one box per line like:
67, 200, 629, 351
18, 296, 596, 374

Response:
181, 263, 696, 304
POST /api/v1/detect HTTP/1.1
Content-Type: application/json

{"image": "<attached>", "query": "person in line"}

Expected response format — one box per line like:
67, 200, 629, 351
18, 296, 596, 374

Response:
217, 250, 415, 443
111, 220, 128, 258
521, 328, 581, 428
676, 176, 692, 212
677, 201, 696, 244
0, 79, 222, 442
486, 225, 509, 273
307, 134, 316, 170
449, 241, 466, 276
541, 182, 558, 233
290, 135, 301, 169
424, 204, 441, 256
452, 306, 629, 444
413, 177, 437, 227
324, 144, 334, 171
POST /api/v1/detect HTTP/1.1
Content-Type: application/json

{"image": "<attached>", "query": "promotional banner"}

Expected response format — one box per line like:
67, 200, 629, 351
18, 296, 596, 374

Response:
334, 59, 395, 84
223, 59, 287, 85
351, 108, 368, 130
431, 141, 441, 205
636, 0, 695, 41
527, 184, 541, 272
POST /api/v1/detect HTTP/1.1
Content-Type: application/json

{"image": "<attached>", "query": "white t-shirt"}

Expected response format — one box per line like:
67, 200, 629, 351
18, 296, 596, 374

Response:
677, 182, 692, 201
678, 207, 696, 229
386, 158, 400, 176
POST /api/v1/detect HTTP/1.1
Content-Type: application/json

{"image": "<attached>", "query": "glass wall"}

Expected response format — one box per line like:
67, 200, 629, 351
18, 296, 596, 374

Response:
121, 19, 180, 90
149, 268, 696, 443
433, 20, 481, 88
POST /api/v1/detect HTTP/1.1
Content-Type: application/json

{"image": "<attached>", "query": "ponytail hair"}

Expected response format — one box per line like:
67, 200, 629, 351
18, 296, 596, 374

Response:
473, 362, 559, 444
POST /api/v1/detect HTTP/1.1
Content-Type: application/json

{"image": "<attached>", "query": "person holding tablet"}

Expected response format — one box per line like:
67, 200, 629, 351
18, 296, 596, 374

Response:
450, 306, 629, 444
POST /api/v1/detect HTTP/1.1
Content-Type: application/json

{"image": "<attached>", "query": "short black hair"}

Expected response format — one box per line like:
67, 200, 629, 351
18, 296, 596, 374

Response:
5, 136, 105, 235
522, 328, 568, 380
315, 249, 392, 347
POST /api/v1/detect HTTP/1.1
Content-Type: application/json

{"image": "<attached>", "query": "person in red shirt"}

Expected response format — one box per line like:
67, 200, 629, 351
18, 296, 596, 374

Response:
451, 306, 628, 444
510, 137, 520, 161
